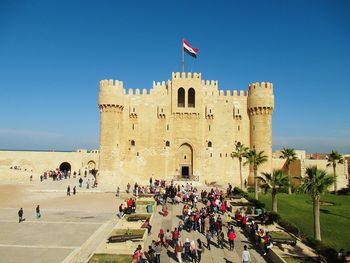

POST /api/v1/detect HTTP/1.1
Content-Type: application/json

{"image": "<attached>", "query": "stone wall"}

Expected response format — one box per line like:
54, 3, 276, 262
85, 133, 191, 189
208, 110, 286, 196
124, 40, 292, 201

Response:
0, 150, 99, 174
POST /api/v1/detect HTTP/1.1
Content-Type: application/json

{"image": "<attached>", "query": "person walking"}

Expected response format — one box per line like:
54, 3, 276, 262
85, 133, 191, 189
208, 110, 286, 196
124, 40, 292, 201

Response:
73, 186, 76, 195
197, 239, 203, 262
183, 238, 191, 262
154, 241, 162, 263
79, 177, 83, 187
205, 230, 212, 250
175, 241, 183, 263
242, 245, 251, 263
190, 240, 197, 262
18, 208, 24, 223
67, 185, 71, 196
218, 230, 225, 249
228, 226, 236, 251
36, 205, 41, 218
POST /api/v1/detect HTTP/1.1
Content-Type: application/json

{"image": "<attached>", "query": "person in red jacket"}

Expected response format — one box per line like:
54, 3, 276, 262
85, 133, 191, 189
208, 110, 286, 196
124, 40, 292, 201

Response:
228, 226, 236, 250
172, 227, 180, 247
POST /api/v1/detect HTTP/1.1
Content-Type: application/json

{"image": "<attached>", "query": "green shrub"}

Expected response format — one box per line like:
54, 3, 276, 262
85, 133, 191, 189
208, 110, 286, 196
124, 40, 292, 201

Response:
305, 236, 338, 263
278, 219, 300, 236
247, 187, 255, 193
266, 211, 280, 223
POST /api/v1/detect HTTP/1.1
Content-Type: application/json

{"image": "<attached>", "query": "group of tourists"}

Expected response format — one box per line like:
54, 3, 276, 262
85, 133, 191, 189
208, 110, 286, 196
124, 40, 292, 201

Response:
117, 197, 137, 218
127, 179, 253, 263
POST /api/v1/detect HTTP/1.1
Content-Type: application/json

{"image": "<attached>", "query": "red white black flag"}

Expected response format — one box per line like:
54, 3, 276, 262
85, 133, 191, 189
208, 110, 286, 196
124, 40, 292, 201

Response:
183, 39, 199, 58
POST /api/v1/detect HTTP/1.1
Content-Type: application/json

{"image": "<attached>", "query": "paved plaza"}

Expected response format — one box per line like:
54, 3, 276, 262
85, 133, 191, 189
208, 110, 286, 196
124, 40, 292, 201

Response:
0, 170, 270, 263
0, 171, 119, 263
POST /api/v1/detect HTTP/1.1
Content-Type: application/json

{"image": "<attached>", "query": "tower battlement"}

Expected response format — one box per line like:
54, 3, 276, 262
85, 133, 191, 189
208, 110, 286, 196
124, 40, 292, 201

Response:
172, 72, 202, 80
99, 79, 124, 89
248, 82, 273, 91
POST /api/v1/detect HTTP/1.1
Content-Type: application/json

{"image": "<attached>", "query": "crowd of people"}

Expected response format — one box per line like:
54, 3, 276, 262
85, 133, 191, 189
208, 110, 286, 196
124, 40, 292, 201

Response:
125, 179, 254, 263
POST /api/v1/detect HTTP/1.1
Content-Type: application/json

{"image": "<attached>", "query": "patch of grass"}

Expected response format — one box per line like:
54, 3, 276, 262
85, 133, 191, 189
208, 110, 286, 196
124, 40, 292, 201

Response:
110, 229, 145, 236
88, 254, 131, 263
269, 231, 294, 240
257, 193, 350, 251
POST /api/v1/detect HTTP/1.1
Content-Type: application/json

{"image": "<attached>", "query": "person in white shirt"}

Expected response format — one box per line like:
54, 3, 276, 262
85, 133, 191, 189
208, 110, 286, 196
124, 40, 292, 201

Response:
242, 245, 251, 263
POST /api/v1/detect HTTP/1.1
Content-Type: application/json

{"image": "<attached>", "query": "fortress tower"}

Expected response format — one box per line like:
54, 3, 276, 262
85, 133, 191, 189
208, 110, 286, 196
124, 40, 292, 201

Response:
247, 82, 274, 183
97, 72, 274, 186
98, 79, 124, 178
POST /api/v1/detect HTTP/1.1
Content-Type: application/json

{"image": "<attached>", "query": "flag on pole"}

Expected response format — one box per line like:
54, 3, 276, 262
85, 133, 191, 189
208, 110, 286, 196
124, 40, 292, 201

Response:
183, 39, 199, 58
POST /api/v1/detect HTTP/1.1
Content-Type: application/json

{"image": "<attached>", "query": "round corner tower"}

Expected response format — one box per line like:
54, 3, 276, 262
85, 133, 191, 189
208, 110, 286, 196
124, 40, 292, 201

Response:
98, 79, 124, 177
247, 82, 274, 183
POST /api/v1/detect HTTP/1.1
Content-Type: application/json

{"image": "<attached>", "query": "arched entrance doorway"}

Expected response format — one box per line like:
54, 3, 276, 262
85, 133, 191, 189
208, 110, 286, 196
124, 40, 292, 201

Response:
59, 162, 71, 173
176, 143, 193, 179
87, 160, 96, 170
87, 160, 97, 177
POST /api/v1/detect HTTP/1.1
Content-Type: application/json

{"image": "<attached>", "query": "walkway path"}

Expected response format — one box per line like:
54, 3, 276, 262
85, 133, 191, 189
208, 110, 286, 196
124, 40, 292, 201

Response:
145, 200, 270, 263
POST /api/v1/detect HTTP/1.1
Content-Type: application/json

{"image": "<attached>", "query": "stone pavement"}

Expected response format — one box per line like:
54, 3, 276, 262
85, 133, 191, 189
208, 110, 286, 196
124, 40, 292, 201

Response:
144, 200, 270, 263
0, 182, 120, 263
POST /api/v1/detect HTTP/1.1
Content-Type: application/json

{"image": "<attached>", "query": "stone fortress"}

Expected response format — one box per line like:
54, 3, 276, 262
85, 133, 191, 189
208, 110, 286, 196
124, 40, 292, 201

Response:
98, 72, 273, 186
0, 72, 348, 189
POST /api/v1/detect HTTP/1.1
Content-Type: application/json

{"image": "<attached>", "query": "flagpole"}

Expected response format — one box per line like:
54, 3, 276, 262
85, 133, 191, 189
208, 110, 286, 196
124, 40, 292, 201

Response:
182, 39, 185, 72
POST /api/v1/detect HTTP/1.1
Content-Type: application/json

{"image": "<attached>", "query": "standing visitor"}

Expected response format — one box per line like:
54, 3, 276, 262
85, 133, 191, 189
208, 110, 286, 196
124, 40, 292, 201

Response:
86, 179, 90, 189
154, 241, 162, 263
183, 238, 191, 262
205, 230, 212, 250
190, 240, 197, 262
73, 186, 76, 195
158, 229, 164, 246
18, 208, 24, 223
175, 240, 183, 263
218, 230, 225, 249
67, 185, 71, 196
197, 239, 203, 262
228, 227, 236, 251
36, 205, 41, 218
79, 177, 83, 187
127, 182, 131, 193
242, 245, 251, 263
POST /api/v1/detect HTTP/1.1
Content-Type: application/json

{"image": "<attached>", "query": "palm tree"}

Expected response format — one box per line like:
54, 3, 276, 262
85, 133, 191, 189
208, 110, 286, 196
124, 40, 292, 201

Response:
231, 141, 249, 190
258, 170, 289, 213
326, 150, 344, 193
244, 149, 267, 200
280, 148, 298, 194
300, 166, 334, 241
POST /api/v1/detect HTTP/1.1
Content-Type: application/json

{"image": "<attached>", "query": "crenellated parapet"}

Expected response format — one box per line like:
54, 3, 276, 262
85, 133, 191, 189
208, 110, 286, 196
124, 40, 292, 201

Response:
247, 82, 274, 116
172, 72, 201, 80
99, 79, 125, 108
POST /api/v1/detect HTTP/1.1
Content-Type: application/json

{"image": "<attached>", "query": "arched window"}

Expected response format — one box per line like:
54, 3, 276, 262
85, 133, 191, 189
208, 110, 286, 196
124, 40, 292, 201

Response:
188, 88, 195, 107
165, 141, 170, 147
208, 141, 212, 148
131, 140, 135, 146
178, 88, 185, 107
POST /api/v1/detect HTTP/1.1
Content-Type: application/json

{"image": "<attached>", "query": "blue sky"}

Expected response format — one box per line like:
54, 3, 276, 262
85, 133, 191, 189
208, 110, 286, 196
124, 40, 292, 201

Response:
0, 0, 349, 153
